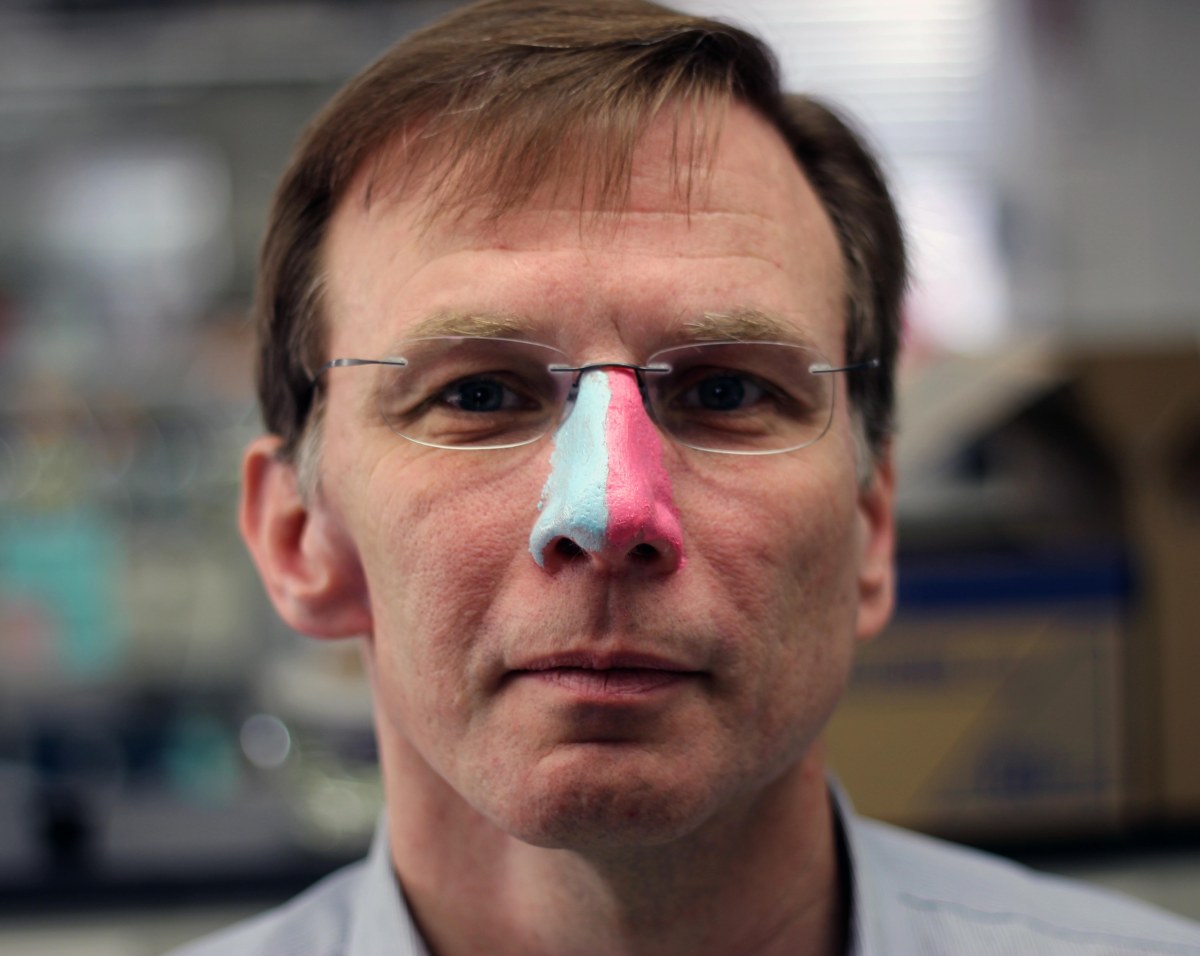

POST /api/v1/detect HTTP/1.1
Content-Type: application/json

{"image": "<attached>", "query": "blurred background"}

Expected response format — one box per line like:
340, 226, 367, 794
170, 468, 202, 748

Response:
0, 0, 1197, 951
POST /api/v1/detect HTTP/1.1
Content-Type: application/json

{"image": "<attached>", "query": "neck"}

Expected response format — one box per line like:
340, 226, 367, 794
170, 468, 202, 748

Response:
381, 739, 846, 956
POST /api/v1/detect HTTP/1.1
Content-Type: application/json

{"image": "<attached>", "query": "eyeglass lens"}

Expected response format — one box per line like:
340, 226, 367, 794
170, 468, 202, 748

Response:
359, 336, 837, 453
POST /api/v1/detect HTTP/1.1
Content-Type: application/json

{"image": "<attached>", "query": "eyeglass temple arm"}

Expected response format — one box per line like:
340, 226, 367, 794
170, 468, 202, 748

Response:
811, 358, 881, 375
308, 357, 408, 385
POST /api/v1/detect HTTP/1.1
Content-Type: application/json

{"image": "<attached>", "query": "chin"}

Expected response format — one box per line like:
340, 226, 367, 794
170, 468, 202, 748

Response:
485, 748, 731, 851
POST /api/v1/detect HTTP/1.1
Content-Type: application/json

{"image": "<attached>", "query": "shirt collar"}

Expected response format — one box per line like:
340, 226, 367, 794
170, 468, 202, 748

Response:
346, 814, 430, 956
829, 777, 887, 956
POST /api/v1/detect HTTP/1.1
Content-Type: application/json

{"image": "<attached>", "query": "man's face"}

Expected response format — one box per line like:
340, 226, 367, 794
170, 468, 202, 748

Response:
309, 102, 894, 848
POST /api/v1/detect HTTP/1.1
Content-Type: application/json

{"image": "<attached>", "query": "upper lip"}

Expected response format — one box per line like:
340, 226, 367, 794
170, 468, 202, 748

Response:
510, 650, 700, 673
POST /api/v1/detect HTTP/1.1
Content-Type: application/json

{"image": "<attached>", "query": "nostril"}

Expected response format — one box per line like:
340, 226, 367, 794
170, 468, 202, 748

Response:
555, 538, 585, 560
628, 543, 659, 562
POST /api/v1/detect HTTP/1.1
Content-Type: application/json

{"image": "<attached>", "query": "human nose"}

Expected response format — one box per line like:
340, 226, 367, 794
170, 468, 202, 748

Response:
529, 367, 684, 573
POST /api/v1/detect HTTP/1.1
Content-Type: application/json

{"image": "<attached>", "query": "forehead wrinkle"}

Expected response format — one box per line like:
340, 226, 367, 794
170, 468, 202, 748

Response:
408, 219, 800, 281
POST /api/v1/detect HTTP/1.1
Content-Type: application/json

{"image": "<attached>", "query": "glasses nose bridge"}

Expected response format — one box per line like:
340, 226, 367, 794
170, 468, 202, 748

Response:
551, 361, 663, 427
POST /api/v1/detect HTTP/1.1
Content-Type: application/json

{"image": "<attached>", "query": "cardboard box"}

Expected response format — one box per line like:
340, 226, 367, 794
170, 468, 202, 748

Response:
827, 557, 1125, 841
877, 340, 1200, 832
1069, 346, 1200, 821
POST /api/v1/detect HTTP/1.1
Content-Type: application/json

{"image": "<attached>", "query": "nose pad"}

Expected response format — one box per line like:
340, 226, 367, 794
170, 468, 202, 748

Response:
530, 367, 683, 572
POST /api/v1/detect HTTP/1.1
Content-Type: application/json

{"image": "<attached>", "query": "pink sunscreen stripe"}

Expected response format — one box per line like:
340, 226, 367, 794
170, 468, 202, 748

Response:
603, 369, 684, 561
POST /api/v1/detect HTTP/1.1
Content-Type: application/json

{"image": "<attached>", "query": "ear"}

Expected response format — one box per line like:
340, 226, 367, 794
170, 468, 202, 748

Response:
854, 446, 896, 643
239, 434, 372, 639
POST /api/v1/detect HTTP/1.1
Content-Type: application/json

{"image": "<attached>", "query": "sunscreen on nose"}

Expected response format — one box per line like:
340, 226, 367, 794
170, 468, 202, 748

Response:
603, 369, 682, 557
529, 368, 682, 567
529, 372, 611, 565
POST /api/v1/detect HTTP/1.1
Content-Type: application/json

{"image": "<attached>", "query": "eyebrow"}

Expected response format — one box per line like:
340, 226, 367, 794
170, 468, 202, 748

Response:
390, 307, 818, 352
681, 310, 820, 348
401, 310, 536, 342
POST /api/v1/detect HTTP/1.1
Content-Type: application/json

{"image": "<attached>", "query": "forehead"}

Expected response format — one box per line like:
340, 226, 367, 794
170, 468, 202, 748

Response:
321, 102, 845, 356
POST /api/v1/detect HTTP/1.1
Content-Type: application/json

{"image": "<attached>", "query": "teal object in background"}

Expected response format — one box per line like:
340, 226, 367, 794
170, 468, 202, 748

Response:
0, 508, 127, 679
164, 712, 241, 805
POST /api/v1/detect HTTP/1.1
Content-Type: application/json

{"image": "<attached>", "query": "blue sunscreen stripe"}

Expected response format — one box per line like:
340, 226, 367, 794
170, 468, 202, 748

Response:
529, 372, 612, 566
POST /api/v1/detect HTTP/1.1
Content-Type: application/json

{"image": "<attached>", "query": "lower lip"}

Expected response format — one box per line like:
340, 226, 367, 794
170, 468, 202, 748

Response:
515, 668, 694, 697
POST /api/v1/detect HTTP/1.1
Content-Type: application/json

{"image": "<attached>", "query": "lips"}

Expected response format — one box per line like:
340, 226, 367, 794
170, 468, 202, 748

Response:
507, 651, 702, 698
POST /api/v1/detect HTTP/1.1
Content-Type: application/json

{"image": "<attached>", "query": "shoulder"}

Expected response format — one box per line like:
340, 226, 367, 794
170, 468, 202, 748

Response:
163, 859, 366, 956
853, 818, 1200, 955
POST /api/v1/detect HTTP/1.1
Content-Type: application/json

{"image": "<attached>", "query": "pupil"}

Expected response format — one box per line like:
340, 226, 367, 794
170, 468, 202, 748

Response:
457, 380, 504, 412
699, 376, 744, 410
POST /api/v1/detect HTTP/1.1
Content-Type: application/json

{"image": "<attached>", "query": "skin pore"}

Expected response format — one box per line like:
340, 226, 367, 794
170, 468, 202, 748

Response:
240, 100, 895, 956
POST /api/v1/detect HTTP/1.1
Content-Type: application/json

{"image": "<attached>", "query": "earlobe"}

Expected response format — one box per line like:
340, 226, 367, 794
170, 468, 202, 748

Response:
854, 448, 896, 643
239, 435, 372, 639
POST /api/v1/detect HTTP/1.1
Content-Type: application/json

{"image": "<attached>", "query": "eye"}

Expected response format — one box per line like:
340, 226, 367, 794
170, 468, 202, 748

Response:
438, 375, 540, 413
679, 372, 765, 411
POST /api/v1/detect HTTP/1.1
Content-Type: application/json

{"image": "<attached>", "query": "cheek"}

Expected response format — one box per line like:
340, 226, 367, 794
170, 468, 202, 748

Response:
340, 446, 547, 709
679, 457, 860, 622
676, 457, 862, 749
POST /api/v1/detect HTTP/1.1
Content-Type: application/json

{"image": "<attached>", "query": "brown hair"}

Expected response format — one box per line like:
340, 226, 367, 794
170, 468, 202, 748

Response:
255, 0, 906, 464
